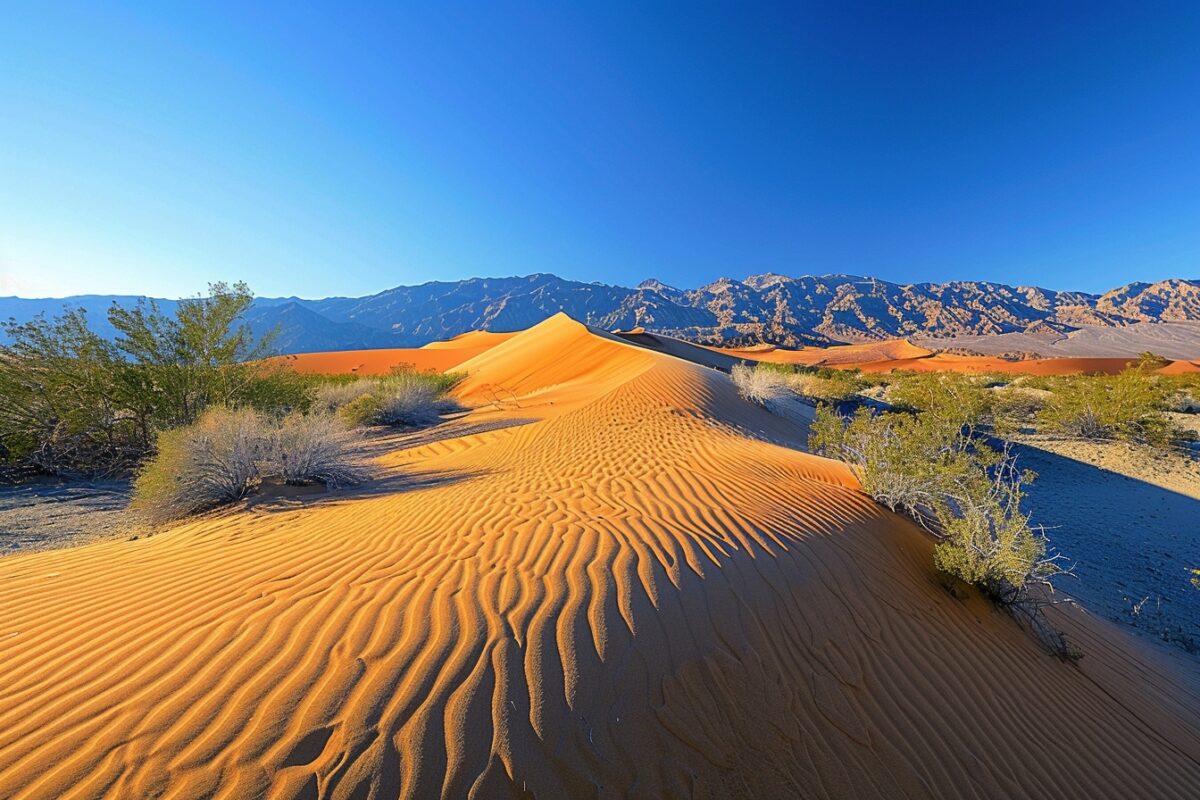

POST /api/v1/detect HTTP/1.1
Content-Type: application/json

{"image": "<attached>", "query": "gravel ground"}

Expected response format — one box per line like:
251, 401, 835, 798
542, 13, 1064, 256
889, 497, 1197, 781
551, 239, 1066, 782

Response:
0, 480, 132, 556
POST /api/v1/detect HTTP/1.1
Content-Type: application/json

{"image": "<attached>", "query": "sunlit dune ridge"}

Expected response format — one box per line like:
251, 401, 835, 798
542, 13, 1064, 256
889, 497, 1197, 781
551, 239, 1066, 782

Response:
1, 314, 1198, 798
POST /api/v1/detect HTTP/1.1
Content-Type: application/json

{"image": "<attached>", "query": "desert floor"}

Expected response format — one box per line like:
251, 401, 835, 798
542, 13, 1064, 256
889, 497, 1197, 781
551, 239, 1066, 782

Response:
2, 315, 1199, 798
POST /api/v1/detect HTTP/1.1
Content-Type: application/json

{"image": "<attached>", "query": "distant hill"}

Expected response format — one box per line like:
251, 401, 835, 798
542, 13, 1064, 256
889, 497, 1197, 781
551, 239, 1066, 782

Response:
3, 273, 1200, 354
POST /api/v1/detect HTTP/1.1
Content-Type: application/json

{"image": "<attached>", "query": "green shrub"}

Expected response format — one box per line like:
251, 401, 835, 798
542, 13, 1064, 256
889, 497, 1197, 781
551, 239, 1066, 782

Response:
787, 371, 862, 402
810, 404, 1059, 599
312, 369, 462, 428
1136, 351, 1170, 369
337, 394, 383, 427
884, 371, 996, 431
1037, 367, 1173, 444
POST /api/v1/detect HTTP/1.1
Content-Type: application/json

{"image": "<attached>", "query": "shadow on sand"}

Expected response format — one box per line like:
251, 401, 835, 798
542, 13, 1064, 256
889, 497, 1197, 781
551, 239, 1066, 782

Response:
1011, 440, 1200, 663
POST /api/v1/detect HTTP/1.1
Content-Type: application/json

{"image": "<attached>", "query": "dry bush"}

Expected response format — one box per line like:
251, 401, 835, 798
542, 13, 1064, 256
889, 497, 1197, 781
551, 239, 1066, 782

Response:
312, 380, 375, 414
730, 363, 814, 422
786, 371, 862, 402
270, 413, 371, 488
132, 407, 374, 522
375, 375, 447, 427
132, 407, 269, 521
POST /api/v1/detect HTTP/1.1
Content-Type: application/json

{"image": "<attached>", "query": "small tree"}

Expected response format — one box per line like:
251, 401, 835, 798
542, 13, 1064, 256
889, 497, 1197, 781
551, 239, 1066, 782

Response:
0, 309, 133, 473
108, 281, 275, 428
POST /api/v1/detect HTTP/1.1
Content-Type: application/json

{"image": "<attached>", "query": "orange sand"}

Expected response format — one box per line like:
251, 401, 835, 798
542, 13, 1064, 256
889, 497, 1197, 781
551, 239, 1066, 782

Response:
264, 332, 516, 375
851, 353, 1141, 375
2, 314, 1198, 798
1157, 359, 1200, 375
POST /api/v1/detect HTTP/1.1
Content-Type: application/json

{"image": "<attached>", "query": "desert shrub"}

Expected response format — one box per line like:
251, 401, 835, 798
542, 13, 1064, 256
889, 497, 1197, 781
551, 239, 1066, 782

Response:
1136, 351, 1170, 369
269, 413, 371, 488
810, 404, 1060, 601
787, 371, 862, 402
0, 282, 294, 478
108, 281, 276, 428
237, 365, 315, 415
1037, 367, 1173, 444
731, 363, 814, 422
375, 375, 448, 426
313, 380, 376, 414
988, 386, 1052, 436
131, 407, 270, 521
0, 309, 139, 474
132, 407, 374, 521
1165, 390, 1200, 414
733, 361, 864, 410
337, 393, 384, 426
311, 369, 462, 428
885, 371, 996, 431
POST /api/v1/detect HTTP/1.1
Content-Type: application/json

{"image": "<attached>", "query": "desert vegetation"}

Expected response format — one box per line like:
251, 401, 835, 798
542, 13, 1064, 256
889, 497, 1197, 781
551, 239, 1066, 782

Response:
1, 283, 463, 520
130, 407, 373, 522
733, 359, 1199, 447
734, 358, 1200, 656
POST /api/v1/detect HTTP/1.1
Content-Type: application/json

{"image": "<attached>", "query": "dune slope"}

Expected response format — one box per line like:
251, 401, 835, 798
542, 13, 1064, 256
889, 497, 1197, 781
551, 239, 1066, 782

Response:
1, 314, 1198, 799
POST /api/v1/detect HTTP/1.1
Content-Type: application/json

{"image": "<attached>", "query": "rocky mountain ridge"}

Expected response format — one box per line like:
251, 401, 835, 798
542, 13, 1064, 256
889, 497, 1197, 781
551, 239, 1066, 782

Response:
2, 274, 1198, 353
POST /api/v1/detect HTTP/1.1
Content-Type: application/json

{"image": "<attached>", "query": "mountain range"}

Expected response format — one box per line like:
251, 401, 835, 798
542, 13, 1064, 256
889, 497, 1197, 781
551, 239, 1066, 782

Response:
3, 273, 1200, 354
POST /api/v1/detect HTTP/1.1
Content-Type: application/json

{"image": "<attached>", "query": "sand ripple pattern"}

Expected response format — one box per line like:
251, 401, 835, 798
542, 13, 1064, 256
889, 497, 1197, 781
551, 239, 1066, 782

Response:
2, 315, 1198, 798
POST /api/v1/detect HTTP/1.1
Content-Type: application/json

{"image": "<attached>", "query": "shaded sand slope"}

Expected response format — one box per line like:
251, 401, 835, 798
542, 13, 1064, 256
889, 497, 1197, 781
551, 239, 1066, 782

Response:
2, 315, 1200, 798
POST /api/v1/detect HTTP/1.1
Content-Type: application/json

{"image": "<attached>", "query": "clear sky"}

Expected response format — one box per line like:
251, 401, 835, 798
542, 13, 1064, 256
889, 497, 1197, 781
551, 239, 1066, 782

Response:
2, 2, 1198, 298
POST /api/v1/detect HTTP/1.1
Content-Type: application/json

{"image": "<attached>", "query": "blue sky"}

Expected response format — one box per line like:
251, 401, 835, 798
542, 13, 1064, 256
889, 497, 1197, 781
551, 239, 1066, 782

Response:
1, 2, 1197, 298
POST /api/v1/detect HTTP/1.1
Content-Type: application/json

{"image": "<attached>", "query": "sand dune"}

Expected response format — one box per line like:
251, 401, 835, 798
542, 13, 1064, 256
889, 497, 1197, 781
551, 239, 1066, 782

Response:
263, 332, 515, 375
716, 338, 1195, 376
2, 313, 1199, 798
1158, 359, 1200, 375
716, 338, 934, 366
